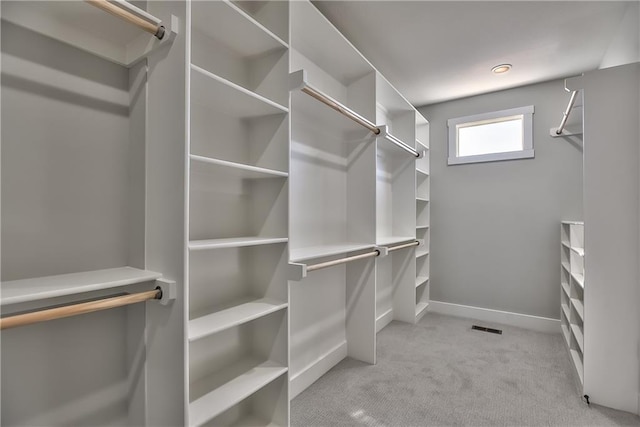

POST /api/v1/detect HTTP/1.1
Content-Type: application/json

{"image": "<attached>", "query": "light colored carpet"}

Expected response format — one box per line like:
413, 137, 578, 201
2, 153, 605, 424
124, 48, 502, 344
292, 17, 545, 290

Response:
291, 312, 640, 426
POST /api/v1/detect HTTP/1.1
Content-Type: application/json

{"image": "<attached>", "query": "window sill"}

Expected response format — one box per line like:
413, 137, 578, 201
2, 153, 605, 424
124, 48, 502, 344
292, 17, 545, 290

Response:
448, 149, 534, 165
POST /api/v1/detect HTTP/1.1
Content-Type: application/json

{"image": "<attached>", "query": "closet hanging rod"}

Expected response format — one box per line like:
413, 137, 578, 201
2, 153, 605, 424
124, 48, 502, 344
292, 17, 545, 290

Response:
306, 250, 380, 273
0, 288, 162, 330
300, 84, 381, 135
388, 240, 420, 252
555, 90, 579, 135
380, 129, 421, 158
85, 0, 166, 39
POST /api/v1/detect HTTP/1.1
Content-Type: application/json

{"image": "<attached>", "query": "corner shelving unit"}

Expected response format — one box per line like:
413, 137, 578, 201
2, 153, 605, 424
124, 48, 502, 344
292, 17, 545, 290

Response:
415, 116, 430, 323
186, 0, 290, 425
560, 221, 584, 385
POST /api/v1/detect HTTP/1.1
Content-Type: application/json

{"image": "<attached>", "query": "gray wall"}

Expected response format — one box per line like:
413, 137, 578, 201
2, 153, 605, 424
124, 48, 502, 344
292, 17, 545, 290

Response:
419, 78, 583, 320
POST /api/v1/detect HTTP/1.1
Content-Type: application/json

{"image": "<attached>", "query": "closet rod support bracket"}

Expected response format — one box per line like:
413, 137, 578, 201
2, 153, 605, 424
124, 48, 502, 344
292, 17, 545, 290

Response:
289, 69, 307, 91
288, 263, 308, 281
155, 278, 176, 305
376, 246, 389, 258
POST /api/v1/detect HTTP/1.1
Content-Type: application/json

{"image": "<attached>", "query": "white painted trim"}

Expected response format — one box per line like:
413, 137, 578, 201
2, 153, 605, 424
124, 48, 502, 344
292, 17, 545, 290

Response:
376, 308, 393, 333
429, 301, 561, 334
289, 341, 347, 400
447, 149, 534, 165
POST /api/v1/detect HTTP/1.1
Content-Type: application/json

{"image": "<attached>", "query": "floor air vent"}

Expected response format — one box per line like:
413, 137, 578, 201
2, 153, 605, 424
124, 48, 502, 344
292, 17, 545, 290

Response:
472, 325, 502, 334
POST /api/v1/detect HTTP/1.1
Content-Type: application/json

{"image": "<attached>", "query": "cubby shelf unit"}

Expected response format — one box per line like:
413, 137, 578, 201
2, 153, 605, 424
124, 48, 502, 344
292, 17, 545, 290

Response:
560, 221, 585, 386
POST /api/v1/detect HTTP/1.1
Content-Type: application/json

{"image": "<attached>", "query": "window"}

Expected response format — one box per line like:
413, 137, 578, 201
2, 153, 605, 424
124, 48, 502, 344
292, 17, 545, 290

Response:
447, 106, 534, 165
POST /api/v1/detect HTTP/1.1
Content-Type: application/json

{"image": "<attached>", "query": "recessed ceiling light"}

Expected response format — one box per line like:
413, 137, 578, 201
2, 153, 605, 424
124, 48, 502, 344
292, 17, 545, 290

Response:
492, 64, 512, 74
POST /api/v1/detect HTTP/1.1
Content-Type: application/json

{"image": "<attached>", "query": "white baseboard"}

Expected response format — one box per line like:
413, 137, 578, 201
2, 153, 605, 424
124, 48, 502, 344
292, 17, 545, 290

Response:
429, 301, 560, 334
289, 341, 347, 400
376, 308, 393, 333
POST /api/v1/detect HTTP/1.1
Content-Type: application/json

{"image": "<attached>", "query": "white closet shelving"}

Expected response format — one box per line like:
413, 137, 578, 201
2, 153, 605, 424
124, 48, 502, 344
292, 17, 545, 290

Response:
186, 0, 290, 425
560, 221, 585, 384
415, 117, 431, 322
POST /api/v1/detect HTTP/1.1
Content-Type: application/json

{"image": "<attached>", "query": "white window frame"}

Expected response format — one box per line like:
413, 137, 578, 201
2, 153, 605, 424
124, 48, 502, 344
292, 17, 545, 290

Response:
447, 105, 534, 165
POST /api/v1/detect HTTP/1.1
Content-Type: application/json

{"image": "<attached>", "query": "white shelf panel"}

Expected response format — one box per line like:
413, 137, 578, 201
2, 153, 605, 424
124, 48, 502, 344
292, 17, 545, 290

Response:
231, 414, 281, 427
416, 168, 429, 176
1, 267, 161, 306
561, 324, 571, 347
415, 301, 429, 320
561, 240, 570, 248
189, 298, 287, 342
290, 243, 376, 263
571, 298, 584, 320
191, 65, 288, 118
562, 221, 584, 226
416, 225, 430, 230
571, 324, 584, 352
416, 249, 429, 258
561, 262, 571, 273
570, 246, 585, 257
416, 276, 429, 288
190, 155, 288, 179
192, 0, 288, 56
570, 349, 584, 385
189, 237, 288, 251
416, 140, 429, 151
376, 236, 415, 246
561, 303, 571, 321
416, 197, 429, 203
571, 272, 585, 289
561, 281, 570, 297
189, 359, 287, 427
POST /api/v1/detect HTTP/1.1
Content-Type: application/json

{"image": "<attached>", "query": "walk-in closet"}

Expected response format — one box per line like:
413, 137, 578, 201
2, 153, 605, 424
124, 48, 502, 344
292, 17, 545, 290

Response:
1, 1, 639, 426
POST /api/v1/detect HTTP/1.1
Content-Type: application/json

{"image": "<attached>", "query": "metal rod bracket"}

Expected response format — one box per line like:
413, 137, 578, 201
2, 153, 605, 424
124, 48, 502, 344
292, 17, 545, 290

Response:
288, 263, 308, 281
155, 278, 176, 306
290, 69, 307, 92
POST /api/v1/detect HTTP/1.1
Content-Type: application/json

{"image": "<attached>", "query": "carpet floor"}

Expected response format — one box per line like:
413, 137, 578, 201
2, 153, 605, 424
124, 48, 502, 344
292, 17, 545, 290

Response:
291, 312, 640, 426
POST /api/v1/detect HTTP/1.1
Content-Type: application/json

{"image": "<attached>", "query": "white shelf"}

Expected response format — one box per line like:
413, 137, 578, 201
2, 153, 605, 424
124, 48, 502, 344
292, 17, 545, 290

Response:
416, 168, 429, 176
415, 301, 429, 319
570, 349, 584, 385
416, 249, 429, 258
416, 225, 430, 230
562, 221, 584, 226
189, 298, 287, 342
230, 414, 281, 427
416, 276, 429, 288
561, 262, 571, 273
1, 1, 173, 67
571, 298, 584, 320
192, 0, 288, 56
189, 359, 287, 427
571, 324, 584, 352
189, 237, 288, 251
416, 197, 429, 203
561, 303, 571, 321
416, 139, 428, 150
290, 243, 376, 263
1, 267, 162, 306
571, 272, 585, 289
191, 65, 288, 118
190, 155, 288, 179
561, 281, 570, 297
561, 324, 571, 346
570, 246, 585, 257
376, 236, 415, 246
561, 240, 570, 248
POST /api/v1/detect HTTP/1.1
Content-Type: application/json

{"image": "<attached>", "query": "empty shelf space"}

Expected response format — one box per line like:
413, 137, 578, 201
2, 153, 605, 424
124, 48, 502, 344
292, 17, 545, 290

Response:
571, 298, 584, 320
189, 298, 287, 342
570, 324, 584, 352
561, 281, 570, 297
1, 267, 161, 306
416, 168, 429, 176
416, 197, 429, 203
415, 301, 429, 319
290, 243, 376, 263
190, 155, 288, 179
377, 236, 415, 246
189, 237, 288, 251
561, 262, 570, 273
561, 324, 571, 346
416, 276, 429, 288
416, 249, 429, 258
192, 0, 287, 55
191, 65, 288, 118
570, 246, 585, 257
571, 272, 585, 288
570, 349, 584, 385
561, 303, 570, 320
230, 414, 281, 427
189, 359, 287, 427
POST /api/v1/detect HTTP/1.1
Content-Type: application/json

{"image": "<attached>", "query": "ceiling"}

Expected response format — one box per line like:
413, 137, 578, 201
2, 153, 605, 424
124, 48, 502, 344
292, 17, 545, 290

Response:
313, 1, 635, 107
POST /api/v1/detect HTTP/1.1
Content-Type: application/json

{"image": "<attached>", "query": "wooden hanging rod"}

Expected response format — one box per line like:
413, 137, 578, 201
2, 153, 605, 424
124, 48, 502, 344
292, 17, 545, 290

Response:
555, 90, 579, 135
388, 240, 420, 252
85, 0, 165, 39
301, 85, 381, 135
306, 250, 380, 273
0, 288, 162, 330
